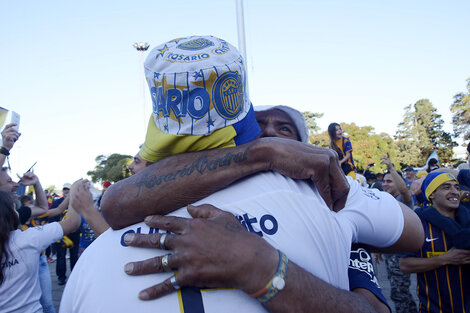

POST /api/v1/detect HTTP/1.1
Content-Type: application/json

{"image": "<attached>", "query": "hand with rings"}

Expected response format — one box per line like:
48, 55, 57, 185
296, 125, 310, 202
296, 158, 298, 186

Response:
123, 230, 180, 299
123, 204, 279, 301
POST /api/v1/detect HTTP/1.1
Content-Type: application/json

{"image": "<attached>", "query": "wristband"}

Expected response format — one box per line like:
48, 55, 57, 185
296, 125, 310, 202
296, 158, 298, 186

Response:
0, 146, 10, 156
249, 250, 288, 303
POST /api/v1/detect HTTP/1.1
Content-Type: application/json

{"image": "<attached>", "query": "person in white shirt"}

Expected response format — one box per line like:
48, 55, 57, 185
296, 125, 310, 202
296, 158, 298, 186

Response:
62, 35, 424, 313
0, 186, 81, 313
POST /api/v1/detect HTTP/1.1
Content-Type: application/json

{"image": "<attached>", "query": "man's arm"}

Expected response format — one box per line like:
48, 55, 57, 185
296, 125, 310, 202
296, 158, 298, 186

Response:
381, 154, 411, 204
124, 204, 378, 313
35, 196, 69, 219
102, 137, 349, 229
400, 247, 470, 273
370, 202, 424, 254
21, 172, 48, 217
44, 196, 69, 218
58, 206, 81, 235
352, 288, 390, 313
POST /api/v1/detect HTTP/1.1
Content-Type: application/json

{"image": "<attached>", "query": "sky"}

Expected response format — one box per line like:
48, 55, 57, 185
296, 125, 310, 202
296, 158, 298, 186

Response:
0, 0, 469, 189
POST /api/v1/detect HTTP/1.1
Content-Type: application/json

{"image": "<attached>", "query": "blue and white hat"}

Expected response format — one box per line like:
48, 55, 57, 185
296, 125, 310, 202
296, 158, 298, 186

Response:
141, 35, 259, 162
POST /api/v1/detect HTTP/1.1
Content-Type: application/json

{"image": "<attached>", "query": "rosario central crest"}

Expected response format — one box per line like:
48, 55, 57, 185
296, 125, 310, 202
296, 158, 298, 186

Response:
212, 71, 244, 120
177, 38, 214, 51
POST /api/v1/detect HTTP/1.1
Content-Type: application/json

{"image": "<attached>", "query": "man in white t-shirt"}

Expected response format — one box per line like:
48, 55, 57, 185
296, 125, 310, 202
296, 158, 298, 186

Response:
61, 36, 423, 313
62, 171, 405, 313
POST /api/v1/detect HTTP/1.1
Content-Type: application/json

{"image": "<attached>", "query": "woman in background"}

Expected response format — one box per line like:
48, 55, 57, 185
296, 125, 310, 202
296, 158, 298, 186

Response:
0, 188, 80, 313
328, 122, 356, 177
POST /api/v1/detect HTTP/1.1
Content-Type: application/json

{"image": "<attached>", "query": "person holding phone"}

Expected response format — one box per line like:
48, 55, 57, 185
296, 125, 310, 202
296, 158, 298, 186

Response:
0, 123, 20, 169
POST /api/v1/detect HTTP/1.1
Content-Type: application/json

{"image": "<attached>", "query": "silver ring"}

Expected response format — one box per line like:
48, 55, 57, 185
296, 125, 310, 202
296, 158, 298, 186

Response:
170, 275, 180, 290
160, 233, 168, 250
162, 254, 172, 272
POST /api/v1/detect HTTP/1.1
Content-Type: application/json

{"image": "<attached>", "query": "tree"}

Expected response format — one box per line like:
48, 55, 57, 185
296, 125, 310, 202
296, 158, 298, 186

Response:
450, 78, 470, 141
310, 122, 397, 171
302, 111, 324, 134
87, 153, 133, 183
395, 99, 457, 166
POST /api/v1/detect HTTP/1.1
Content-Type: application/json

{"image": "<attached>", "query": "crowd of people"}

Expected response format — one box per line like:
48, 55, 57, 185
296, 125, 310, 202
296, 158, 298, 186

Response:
0, 35, 469, 313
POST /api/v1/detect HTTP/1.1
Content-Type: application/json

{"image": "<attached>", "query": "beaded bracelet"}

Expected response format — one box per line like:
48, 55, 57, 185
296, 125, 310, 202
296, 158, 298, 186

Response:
249, 250, 288, 303
0, 146, 10, 156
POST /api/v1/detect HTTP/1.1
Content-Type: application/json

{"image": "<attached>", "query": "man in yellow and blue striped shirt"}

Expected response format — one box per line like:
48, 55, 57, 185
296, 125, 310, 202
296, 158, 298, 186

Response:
400, 172, 470, 313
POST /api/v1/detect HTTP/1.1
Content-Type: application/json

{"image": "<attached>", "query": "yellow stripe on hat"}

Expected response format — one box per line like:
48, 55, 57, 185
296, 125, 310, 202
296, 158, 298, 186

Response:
0, 107, 8, 129
425, 173, 457, 200
140, 116, 237, 163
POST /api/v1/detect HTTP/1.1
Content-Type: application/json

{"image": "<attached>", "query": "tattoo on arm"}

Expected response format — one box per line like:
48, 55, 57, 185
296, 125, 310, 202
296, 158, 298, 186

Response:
135, 144, 254, 197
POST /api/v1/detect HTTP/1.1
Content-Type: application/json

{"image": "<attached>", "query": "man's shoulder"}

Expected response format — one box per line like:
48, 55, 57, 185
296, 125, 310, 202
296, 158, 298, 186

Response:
207, 171, 316, 199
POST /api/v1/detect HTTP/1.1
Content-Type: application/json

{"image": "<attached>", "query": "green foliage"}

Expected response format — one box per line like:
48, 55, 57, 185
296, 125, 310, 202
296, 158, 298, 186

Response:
310, 131, 330, 148
45, 185, 56, 194
87, 153, 133, 183
395, 99, 457, 166
302, 111, 324, 134
450, 78, 470, 141
310, 122, 397, 172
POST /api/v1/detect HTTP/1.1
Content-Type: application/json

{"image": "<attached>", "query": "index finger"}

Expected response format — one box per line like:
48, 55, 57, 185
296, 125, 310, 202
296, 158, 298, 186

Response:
144, 215, 189, 234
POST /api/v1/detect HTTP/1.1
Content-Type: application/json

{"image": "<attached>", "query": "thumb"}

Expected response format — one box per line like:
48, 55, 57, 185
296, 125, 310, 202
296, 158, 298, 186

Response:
187, 204, 223, 219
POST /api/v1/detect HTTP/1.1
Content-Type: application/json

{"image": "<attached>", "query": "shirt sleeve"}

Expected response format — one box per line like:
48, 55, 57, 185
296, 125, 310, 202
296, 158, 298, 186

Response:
341, 178, 404, 248
22, 222, 64, 252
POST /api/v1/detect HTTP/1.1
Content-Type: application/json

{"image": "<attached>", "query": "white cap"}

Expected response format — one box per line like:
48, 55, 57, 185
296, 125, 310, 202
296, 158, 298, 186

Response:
254, 105, 309, 143
144, 35, 249, 136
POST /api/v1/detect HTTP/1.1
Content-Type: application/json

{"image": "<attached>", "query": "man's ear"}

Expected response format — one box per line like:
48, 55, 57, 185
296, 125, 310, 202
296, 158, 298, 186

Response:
428, 192, 434, 203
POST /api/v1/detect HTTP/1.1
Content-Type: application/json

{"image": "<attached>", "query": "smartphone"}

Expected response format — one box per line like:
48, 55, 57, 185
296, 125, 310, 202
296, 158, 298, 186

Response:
11, 111, 20, 131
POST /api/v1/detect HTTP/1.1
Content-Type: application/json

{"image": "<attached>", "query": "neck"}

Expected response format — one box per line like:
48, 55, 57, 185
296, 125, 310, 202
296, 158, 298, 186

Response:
433, 204, 457, 220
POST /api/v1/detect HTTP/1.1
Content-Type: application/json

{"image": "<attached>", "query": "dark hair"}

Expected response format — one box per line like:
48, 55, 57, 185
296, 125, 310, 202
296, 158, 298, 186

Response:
19, 195, 33, 206
327, 123, 343, 157
0, 190, 19, 286
467, 142, 470, 154
17, 206, 31, 225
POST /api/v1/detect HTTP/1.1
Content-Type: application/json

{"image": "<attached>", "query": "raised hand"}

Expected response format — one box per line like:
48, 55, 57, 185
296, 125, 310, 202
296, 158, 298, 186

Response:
1, 123, 20, 151
20, 172, 39, 186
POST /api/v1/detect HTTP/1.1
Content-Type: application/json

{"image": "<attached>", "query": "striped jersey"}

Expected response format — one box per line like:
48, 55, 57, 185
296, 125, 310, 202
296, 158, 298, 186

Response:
412, 217, 470, 313
334, 137, 356, 171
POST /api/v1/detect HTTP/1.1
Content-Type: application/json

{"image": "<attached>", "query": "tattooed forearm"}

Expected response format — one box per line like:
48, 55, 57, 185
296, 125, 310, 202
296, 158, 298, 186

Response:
135, 144, 254, 197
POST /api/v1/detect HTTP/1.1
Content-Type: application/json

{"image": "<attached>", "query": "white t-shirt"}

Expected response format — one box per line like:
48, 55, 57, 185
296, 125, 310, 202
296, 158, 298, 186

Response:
60, 174, 403, 313
0, 222, 63, 313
